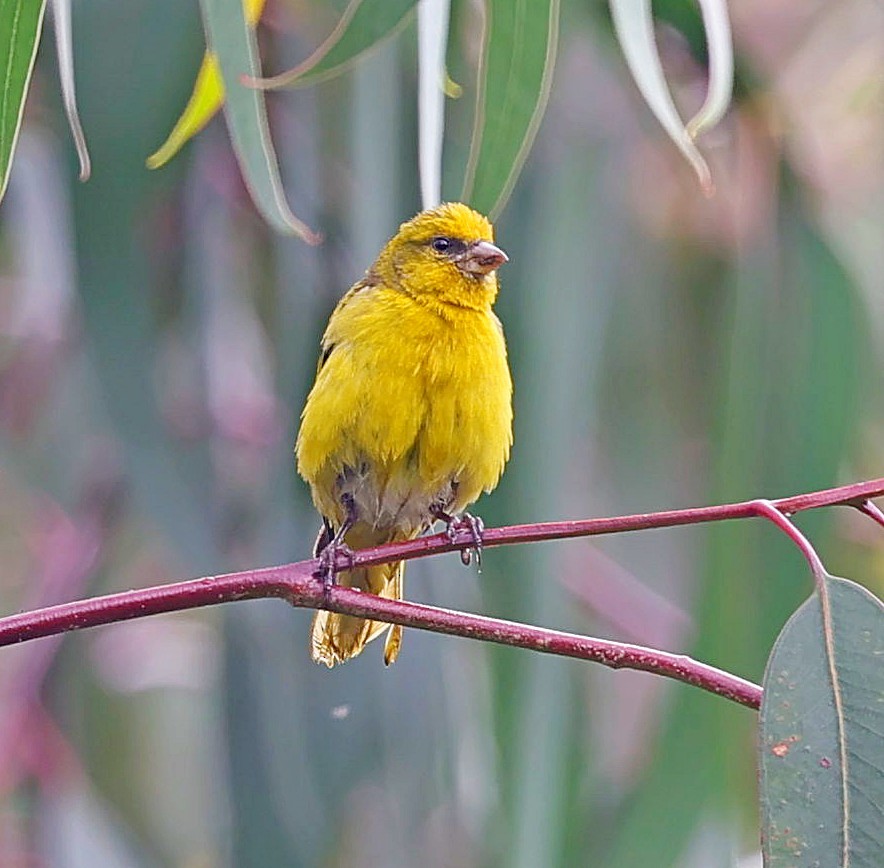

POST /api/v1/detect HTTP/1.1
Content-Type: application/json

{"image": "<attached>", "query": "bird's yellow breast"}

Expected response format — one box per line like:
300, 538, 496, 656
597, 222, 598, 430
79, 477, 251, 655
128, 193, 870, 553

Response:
296, 284, 513, 532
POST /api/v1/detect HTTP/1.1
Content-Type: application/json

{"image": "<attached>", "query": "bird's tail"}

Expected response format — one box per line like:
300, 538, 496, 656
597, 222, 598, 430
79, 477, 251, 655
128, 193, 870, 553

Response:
310, 523, 408, 667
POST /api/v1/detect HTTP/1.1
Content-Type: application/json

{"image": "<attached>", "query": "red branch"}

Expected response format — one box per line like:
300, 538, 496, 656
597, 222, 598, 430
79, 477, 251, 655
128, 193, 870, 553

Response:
0, 478, 881, 710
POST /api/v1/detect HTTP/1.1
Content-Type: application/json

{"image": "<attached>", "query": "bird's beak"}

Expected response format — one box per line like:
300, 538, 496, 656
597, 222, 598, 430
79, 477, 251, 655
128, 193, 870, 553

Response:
459, 240, 509, 276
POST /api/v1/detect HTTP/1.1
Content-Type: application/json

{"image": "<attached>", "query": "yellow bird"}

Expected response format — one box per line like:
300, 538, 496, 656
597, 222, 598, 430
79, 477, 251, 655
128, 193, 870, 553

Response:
296, 202, 513, 667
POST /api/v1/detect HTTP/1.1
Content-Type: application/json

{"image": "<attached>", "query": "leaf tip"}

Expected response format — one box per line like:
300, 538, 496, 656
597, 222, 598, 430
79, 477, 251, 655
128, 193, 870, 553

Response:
64, 97, 92, 182
685, 147, 714, 197
145, 145, 174, 171
701, 174, 716, 198
443, 71, 463, 99
302, 227, 324, 247
240, 72, 269, 91
77, 152, 92, 182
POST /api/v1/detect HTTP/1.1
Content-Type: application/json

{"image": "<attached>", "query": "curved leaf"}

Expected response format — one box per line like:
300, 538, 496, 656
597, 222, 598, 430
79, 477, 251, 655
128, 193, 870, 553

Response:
50, 0, 90, 180
147, 0, 264, 169
0, 0, 46, 204
254, 0, 416, 91
147, 52, 225, 169
461, 0, 560, 221
199, 0, 320, 241
685, 0, 733, 138
759, 575, 884, 867
609, 0, 714, 193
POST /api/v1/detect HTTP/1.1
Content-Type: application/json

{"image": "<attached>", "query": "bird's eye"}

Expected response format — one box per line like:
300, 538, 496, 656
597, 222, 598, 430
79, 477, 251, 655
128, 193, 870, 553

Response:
431, 237, 451, 253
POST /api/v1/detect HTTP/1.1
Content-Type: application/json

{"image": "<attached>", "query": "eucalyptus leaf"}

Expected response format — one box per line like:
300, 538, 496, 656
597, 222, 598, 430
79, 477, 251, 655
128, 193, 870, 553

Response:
199, 0, 320, 241
50, 0, 90, 180
609, 0, 714, 193
147, 0, 265, 169
685, 0, 733, 138
759, 575, 884, 867
0, 0, 46, 203
461, 0, 560, 220
256, 0, 416, 90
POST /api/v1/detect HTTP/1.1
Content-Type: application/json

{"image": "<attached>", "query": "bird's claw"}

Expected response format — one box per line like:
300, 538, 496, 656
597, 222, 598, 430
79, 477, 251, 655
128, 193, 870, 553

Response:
317, 541, 355, 600
444, 512, 485, 568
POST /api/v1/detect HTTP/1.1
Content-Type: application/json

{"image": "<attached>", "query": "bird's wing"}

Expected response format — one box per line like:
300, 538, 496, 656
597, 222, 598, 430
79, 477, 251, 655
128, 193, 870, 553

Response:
316, 276, 375, 375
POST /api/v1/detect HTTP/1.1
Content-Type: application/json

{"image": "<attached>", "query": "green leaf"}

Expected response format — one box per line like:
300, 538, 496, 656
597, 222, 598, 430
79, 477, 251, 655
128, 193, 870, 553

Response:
0, 0, 47, 204
759, 575, 884, 867
199, 0, 321, 241
256, 0, 417, 90
462, 0, 560, 220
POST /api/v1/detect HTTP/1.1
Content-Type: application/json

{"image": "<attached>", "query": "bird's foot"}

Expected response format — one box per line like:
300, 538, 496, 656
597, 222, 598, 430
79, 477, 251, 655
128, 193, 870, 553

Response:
315, 492, 358, 600
316, 540, 356, 600
434, 509, 485, 568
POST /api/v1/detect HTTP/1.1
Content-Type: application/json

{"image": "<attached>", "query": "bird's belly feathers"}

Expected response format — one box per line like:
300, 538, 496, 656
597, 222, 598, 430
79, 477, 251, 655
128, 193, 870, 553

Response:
297, 298, 513, 532
335, 461, 458, 536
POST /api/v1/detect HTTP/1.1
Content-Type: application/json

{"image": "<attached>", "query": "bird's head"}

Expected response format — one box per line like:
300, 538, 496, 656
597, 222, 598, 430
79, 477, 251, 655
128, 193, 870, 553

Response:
372, 202, 508, 312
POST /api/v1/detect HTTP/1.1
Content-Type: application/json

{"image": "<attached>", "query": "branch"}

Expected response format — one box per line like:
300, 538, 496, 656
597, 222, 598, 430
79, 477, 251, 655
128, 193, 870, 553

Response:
857, 498, 884, 529
346, 477, 884, 570
0, 560, 762, 708
1, 478, 881, 710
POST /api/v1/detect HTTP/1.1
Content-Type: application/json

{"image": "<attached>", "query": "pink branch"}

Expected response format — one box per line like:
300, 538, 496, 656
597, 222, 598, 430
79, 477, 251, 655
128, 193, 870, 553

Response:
857, 498, 884, 529
346, 477, 884, 570
0, 562, 762, 709
0, 478, 881, 710
305, 589, 764, 709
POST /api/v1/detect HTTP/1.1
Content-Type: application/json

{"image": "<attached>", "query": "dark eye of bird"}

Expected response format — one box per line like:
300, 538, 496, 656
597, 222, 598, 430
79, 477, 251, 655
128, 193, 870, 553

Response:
431, 237, 468, 256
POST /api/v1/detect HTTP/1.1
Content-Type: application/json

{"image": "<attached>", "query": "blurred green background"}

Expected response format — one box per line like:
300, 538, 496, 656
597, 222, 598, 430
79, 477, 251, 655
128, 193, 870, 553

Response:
1, 1, 882, 865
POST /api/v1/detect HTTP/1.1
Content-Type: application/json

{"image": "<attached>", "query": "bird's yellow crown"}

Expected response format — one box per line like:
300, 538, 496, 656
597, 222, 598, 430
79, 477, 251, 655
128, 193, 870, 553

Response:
396, 201, 494, 246
371, 202, 505, 313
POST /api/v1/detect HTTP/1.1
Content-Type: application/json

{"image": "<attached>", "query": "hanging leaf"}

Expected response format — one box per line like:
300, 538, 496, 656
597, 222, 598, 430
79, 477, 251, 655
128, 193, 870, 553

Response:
685, 0, 733, 138
147, 53, 227, 169
610, 0, 713, 194
147, 0, 265, 170
50, 0, 90, 179
759, 575, 884, 867
461, 0, 560, 221
198, 0, 320, 241
0, 0, 47, 203
253, 0, 416, 91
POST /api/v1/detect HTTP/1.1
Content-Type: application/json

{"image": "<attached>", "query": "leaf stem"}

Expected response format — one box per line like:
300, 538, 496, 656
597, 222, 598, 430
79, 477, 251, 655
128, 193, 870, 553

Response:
856, 498, 884, 529
748, 500, 827, 583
